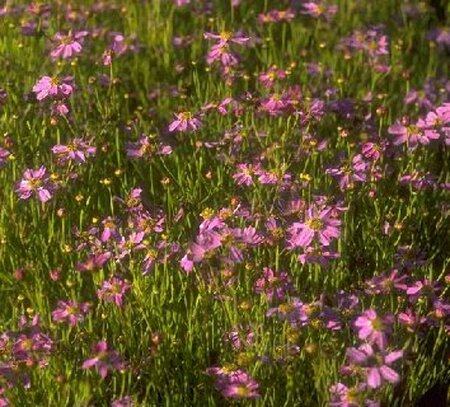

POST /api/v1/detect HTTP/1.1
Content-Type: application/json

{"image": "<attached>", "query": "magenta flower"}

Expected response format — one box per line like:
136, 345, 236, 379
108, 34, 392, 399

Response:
173, 0, 190, 5
341, 28, 389, 57
216, 97, 241, 115
258, 66, 286, 88
82, 341, 126, 379
354, 309, 394, 349
204, 31, 249, 47
204, 31, 249, 67
76, 251, 112, 272
197, 223, 222, 251
266, 298, 309, 327
232, 226, 263, 245
365, 269, 409, 295
254, 267, 292, 301
102, 32, 135, 66
388, 121, 439, 148
220, 373, 260, 399
428, 299, 450, 327
16, 166, 54, 203
101, 32, 134, 65
32, 76, 73, 101
207, 367, 260, 399
428, 27, 450, 47
111, 34, 129, 56
287, 205, 341, 249
257, 168, 290, 186
329, 382, 379, 407
111, 396, 134, 407
298, 246, 339, 267
262, 9, 296, 24
50, 31, 88, 59
116, 231, 146, 260
0, 148, 10, 168
52, 300, 91, 326
52, 138, 96, 164
326, 154, 369, 190
224, 327, 254, 350
168, 112, 202, 133
398, 309, 426, 332
361, 142, 384, 161
0, 389, 8, 407
346, 344, 403, 389
405, 279, 440, 303
97, 277, 131, 307
126, 135, 172, 159
259, 93, 290, 116
51, 101, 69, 116
232, 163, 259, 186
302, 2, 338, 21
417, 103, 450, 141
180, 216, 224, 272
100, 217, 121, 242
12, 318, 53, 360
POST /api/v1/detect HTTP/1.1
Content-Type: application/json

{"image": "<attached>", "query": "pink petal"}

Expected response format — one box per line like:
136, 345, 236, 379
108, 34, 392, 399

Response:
385, 350, 403, 364
367, 367, 381, 388
380, 365, 400, 384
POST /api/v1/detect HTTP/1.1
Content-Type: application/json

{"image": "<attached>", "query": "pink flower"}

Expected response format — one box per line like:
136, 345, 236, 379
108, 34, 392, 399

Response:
206, 368, 260, 399
258, 9, 296, 24
204, 31, 249, 67
232, 163, 258, 186
346, 344, 403, 389
32, 76, 73, 101
266, 298, 309, 327
398, 309, 426, 332
111, 396, 134, 407
405, 279, 440, 303
258, 66, 286, 88
100, 217, 120, 242
354, 309, 394, 349
361, 142, 384, 161
82, 341, 126, 379
97, 277, 131, 307
168, 112, 202, 133
417, 103, 450, 141
52, 138, 96, 164
259, 93, 290, 116
76, 251, 112, 272
16, 166, 54, 202
50, 31, 88, 59
52, 300, 91, 326
326, 154, 369, 190
341, 29, 389, 57
302, 2, 338, 20
126, 135, 172, 159
365, 269, 408, 294
0, 388, 8, 407
224, 327, 254, 350
329, 382, 379, 407
0, 148, 10, 168
220, 373, 260, 399
204, 31, 249, 47
173, 0, 190, 5
298, 246, 339, 267
388, 121, 439, 148
116, 231, 146, 260
287, 205, 341, 249
254, 267, 292, 301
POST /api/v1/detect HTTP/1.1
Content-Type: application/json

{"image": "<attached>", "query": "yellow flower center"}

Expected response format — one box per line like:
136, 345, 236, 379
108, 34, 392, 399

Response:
306, 218, 323, 230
